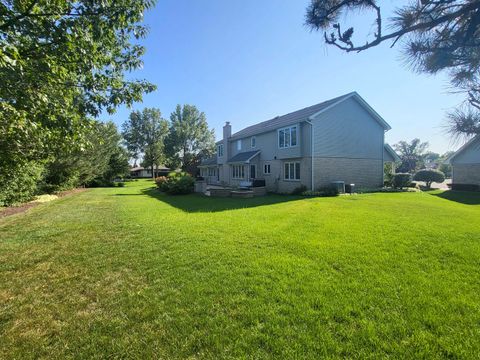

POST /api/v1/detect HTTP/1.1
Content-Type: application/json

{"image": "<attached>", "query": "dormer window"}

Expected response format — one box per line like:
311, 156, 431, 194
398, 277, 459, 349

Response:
278, 125, 298, 148
217, 144, 224, 157
251, 136, 256, 148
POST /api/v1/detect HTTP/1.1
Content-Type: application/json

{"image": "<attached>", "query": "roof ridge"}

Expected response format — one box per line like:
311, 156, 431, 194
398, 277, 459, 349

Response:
230, 92, 355, 139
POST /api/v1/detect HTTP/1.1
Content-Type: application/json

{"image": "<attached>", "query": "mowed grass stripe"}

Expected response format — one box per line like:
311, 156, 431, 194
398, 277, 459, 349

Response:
0, 180, 479, 359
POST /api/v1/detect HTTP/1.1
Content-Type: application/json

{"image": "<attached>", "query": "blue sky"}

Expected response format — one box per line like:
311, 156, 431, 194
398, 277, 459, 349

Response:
109, 0, 465, 154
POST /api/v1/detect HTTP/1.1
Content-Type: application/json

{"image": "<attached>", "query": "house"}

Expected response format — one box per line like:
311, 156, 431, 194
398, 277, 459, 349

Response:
199, 92, 394, 193
448, 135, 480, 189
130, 166, 170, 179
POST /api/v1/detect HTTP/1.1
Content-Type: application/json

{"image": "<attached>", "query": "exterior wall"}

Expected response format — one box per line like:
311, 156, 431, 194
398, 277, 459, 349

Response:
312, 96, 384, 159
313, 158, 383, 189
451, 137, 480, 164
310, 96, 385, 189
383, 148, 396, 162
453, 164, 480, 185
228, 122, 310, 161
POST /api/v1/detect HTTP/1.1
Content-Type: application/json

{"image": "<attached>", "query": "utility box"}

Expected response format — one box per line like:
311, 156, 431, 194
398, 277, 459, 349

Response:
331, 181, 345, 194
345, 183, 355, 194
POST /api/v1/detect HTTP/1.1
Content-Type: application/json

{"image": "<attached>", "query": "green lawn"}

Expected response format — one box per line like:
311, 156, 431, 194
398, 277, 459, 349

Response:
1, 180, 479, 359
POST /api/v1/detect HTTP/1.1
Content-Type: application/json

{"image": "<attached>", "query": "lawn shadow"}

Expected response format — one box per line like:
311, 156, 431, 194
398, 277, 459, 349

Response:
141, 187, 302, 213
429, 190, 480, 205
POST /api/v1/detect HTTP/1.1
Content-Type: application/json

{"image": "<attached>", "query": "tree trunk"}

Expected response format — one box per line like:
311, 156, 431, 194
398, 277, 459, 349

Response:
151, 164, 155, 179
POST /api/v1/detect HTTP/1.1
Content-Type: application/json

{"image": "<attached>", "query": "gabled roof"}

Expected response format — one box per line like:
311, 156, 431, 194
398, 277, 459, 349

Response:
229, 92, 390, 140
199, 157, 217, 166
384, 144, 401, 162
228, 150, 260, 163
447, 135, 480, 163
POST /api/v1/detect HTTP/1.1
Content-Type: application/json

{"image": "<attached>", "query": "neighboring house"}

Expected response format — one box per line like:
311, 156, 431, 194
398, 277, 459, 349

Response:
448, 135, 480, 187
383, 144, 401, 173
199, 92, 394, 192
130, 166, 170, 178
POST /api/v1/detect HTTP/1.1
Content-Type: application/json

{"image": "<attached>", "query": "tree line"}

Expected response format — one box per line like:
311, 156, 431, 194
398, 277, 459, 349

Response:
122, 105, 216, 177
391, 138, 453, 177
0, 0, 156, 206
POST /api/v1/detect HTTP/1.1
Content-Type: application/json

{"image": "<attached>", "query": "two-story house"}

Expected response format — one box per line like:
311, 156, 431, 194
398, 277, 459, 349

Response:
199, 92, 395, 193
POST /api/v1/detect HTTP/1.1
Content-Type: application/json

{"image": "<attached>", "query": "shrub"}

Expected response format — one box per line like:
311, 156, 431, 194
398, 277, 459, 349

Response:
0, 161, 44, 206
291, 185, 307, 195
156, 173, 194, 195
155, 176, 168, 191
117, 182, 125, 187
316, 186, 340, 197
413, 169, 445, 189
301, 186, 339, 197
392, 173, 411, 189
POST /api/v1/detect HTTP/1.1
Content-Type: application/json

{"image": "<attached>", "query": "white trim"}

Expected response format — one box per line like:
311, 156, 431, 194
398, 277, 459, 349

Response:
278, 124, 299, 149
284, 161, 301, 181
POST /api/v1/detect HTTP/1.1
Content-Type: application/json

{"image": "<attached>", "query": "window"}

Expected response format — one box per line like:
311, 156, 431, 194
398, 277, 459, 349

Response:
284, 162, 300, 180
208, 168, 216, 177
217, 144, 224, 157
264, 163, 271, 174
278, 126, 298, 148
237, 140, 242, 151
251, 136, 256, 148
232, 165, 245, 179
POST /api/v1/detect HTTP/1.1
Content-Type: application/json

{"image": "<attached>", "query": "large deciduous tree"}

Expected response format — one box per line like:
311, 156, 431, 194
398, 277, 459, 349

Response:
122, 108, 168, 178
394, 138, 429, 173
165, 105, 215, 174
0, 0, 156, 203
305, 0, 480, 138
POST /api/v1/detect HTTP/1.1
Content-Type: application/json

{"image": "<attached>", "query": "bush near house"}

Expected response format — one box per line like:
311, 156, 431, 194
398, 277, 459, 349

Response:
413, 169, 445, 189
155, 172, 194, 195
392, 173, 412, 189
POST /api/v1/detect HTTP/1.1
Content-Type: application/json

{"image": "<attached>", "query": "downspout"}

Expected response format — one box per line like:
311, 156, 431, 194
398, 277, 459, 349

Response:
382, 130, 385, 186
306, 120, 314, 191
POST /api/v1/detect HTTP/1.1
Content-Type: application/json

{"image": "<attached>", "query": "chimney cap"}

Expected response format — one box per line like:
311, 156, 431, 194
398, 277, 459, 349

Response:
225, 121, 230, 126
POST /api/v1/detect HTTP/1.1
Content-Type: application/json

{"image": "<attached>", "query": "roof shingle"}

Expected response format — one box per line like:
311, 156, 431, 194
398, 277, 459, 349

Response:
230, 93, 354, 140
228, 150, 260, 163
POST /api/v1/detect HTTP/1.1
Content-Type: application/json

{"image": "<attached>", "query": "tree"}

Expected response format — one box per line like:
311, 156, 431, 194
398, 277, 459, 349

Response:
41, 121, 126, 192
305, 0, 480, 138
165, 105, 215, 174
414, 169, 446, 189
1, 0, 156, 203
394, 138, 429, 173
122, 108, 169, 178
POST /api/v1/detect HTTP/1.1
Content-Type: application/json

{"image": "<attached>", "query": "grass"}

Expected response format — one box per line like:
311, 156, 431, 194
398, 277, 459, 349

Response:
1, 180, 479, 359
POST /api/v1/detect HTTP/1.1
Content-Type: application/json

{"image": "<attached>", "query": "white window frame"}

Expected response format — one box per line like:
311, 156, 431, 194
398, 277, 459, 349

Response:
284, 161, 300, 181
232, 165, 245, 179
264, 163, 271, 175
237, 140, 242, 151
278, 125, 298, 149
208, 167, 216, 177
251, 136, 256, 148
217, 144, 224, 157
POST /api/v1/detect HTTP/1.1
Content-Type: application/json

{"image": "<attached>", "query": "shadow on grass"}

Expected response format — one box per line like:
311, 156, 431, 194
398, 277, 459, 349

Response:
429, 190, 480, 205
141, 187, 301, 213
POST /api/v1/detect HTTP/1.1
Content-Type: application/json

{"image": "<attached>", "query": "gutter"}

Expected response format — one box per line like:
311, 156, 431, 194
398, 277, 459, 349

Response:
306, 120, 314, 191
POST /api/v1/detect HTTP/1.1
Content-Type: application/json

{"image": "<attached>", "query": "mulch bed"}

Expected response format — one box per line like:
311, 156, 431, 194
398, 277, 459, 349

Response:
0, 188, 87, 219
